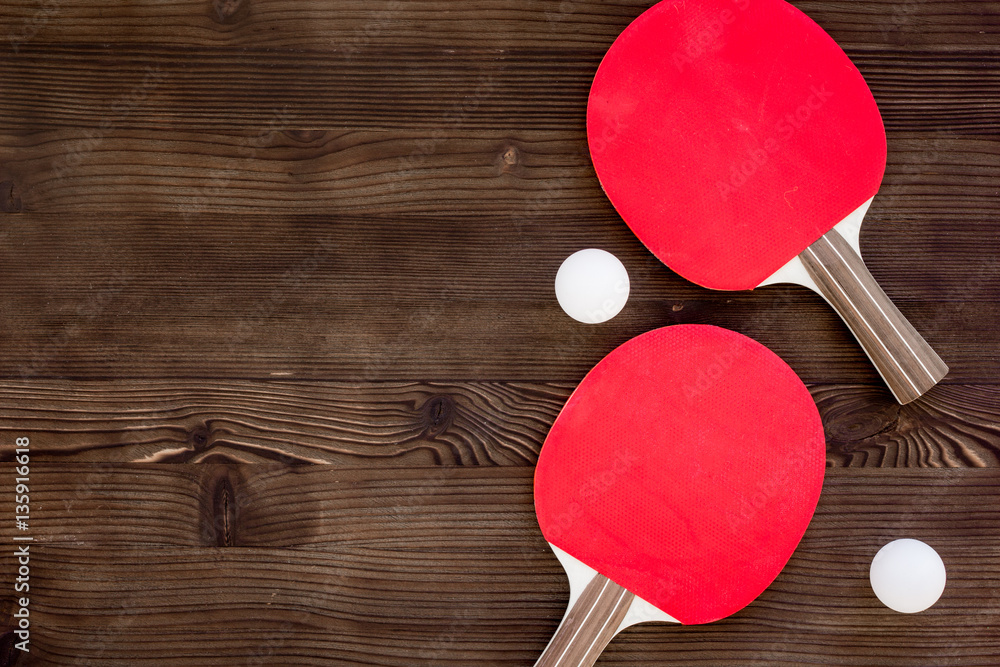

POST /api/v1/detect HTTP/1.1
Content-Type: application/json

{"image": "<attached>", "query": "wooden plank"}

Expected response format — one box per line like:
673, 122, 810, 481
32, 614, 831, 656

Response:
817, 385, 1000, 467
0, 206, 983, 382
0, 127, 993, 313
0, 129, 602, 216
1, 130, 997, 220
0, 287, 979, 383
3, 465, 1000, 545
0, 126, 992, 383
0, 44, 996, 132
0, 381, 567, 465
1, 382, 1000, 467
2, 0, 998, 51
1, 466, 999, 664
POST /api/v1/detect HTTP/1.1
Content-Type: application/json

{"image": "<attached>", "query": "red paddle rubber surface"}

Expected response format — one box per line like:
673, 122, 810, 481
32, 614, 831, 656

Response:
534, 325, 825, 625
587, 0, 886, 290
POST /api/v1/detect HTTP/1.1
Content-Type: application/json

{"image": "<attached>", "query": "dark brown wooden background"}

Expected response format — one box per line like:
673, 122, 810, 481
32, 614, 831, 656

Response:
1, 0, 998, 665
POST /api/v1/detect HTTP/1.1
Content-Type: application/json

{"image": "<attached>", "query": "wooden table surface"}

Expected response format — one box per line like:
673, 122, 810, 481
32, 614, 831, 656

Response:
1, 1, 999, 665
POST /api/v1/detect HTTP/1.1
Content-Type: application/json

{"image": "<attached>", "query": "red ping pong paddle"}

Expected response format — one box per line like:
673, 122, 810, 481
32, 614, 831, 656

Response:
587, 0, 947, 404
533, 325, 825, 666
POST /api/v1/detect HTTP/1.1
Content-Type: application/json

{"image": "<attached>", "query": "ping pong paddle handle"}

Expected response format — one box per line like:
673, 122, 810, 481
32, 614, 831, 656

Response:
534, 573, 635, 667
799, 228, 948, 404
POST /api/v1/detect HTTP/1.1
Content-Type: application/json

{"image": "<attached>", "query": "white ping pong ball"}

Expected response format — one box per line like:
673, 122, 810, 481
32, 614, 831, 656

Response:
870, 538, 946, 613
555, 249, 630, 324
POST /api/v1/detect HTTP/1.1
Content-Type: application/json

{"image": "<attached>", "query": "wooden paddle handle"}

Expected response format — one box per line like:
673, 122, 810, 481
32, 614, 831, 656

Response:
799, 228, 948, 404
534, 574, 635, 667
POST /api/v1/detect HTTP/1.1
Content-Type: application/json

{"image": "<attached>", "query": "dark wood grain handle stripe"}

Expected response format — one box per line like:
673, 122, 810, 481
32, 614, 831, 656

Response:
799, 229, 948, 404
534, 573, 635, 667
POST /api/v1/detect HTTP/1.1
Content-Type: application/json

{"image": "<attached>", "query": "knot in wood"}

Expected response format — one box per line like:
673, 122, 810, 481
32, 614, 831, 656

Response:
819, 387, 900, 445
500, 145, 520, 174
212, 0, 248, 24
284, 129, 327, 144
1, 180, 22, 213
203, 467, 240, 547
421, 395, 456, 437
189, 424, 211, 451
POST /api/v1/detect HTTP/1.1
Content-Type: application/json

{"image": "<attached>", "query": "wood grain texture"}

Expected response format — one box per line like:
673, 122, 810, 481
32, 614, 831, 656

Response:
0, 128, 994, 384
0, 0, 998, 664
1, 131, 997, 219
2, 465, 1000, 665
1, 0, 998, 51
1, 2, 997, 132
0, 208, 982, 382
0, 129, 600, 215
0, 380, 567, 465
1, 45, 997, 133
1, 381, 1000, 467
819, 385, 1000, 467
